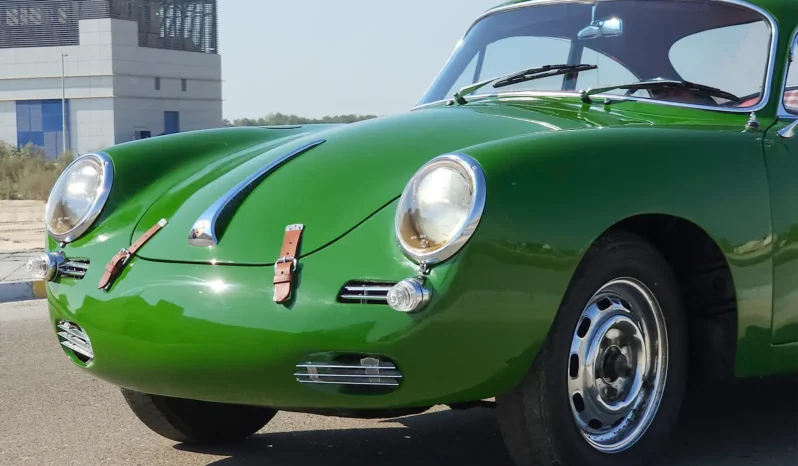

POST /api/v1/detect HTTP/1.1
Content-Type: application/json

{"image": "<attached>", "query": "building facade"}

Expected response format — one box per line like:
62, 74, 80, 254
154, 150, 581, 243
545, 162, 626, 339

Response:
0, 0, 222, 158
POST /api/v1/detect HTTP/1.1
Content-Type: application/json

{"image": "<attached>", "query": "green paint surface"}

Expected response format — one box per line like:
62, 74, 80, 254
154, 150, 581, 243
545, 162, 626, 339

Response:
47, 0, 798, 409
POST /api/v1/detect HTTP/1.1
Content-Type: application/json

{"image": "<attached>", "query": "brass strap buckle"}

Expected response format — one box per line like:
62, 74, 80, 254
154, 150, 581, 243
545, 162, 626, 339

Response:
273, 224, 304, 304
118, 248, 132, 266
275, 256, 297, 272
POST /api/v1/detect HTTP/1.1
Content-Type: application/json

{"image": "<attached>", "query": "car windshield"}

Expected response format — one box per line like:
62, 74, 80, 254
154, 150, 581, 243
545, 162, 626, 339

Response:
419, 0, 772, 109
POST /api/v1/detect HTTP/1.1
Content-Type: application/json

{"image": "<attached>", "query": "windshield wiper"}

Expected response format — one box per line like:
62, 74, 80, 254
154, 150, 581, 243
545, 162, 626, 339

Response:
453, 64, 598, 105
580, 79, 741, 104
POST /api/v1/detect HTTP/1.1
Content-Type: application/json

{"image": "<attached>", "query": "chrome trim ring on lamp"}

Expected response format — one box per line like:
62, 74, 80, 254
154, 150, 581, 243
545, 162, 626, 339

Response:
46, 152, 114, 243
395, 153, 486, 265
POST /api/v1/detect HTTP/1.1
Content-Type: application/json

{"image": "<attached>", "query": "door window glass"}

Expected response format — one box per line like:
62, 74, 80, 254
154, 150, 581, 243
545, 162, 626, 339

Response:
785, 38, 798, 112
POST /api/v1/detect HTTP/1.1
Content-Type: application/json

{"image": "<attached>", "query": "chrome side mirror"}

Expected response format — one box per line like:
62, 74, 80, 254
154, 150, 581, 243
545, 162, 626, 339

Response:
578, 17, 623, 40
777, 119, 798, 139
578, 4, 623, 40
578, 23, 602, 40
601, 18, 623, 37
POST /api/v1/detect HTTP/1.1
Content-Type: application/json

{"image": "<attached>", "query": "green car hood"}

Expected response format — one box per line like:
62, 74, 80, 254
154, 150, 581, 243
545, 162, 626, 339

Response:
129, 99, 649, 265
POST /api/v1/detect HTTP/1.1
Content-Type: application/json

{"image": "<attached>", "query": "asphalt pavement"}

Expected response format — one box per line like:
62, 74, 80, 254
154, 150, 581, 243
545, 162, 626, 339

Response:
1, 300, 796, 466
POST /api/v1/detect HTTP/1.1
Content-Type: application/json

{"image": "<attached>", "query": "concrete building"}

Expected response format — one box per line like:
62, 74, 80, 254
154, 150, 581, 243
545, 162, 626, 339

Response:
0, 0, 222, 158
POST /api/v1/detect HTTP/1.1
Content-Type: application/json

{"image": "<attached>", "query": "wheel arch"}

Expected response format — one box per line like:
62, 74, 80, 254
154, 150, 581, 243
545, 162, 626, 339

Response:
459, 124, 774, 394
605, 214, 738, 382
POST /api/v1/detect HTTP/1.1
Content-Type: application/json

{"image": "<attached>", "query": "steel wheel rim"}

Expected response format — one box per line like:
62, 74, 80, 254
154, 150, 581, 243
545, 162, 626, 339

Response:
567, 278, 668, 453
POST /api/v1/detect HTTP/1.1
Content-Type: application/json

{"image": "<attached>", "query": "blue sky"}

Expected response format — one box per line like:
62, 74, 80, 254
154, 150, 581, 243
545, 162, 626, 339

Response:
218, 1, 499, 119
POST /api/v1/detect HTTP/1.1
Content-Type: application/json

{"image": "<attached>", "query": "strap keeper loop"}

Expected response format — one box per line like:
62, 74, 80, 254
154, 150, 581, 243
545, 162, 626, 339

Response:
274, 256, 297, 272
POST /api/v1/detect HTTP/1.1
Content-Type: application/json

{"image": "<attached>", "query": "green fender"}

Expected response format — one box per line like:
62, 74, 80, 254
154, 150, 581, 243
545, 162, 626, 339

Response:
455, 119, 794, 379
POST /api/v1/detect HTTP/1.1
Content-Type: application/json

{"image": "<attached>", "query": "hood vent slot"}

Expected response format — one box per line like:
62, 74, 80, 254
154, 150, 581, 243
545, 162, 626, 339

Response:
337, 281, 396, 305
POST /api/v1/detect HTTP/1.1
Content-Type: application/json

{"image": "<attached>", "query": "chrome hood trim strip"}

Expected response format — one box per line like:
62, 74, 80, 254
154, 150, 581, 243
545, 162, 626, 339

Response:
188, 139, 326, 247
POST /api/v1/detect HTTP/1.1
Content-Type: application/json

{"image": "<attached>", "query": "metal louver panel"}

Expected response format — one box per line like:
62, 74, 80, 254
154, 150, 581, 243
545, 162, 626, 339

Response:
337, 282, 395, 305
56, 320, 93, 362
295, 358, 402, 387
57, 259, 89, 279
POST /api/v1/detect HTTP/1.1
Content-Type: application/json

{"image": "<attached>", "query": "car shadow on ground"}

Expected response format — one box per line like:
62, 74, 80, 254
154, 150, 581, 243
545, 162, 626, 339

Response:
175, 376, 797, 466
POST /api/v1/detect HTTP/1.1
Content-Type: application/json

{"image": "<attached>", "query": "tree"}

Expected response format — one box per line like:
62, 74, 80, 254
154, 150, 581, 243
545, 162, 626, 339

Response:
230, 113, 378, 127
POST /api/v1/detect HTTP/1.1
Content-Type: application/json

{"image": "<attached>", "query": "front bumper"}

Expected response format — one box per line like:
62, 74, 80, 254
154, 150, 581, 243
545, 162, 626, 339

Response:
47, 205, 546, 410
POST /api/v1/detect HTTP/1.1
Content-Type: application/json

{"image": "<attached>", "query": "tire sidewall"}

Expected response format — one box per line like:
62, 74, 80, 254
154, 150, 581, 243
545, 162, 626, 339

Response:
541, 237, 688, 466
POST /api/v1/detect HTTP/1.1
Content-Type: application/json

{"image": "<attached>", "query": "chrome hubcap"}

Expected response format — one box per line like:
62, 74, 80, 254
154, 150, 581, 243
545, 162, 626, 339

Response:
567, 278, 668, 453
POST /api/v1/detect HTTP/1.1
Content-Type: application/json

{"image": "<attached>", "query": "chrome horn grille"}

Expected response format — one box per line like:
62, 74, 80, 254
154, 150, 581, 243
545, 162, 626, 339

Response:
295, 358, 402, 387
58, 259, 90, 279
337, 281, 396, 305
56, 321, 94, 364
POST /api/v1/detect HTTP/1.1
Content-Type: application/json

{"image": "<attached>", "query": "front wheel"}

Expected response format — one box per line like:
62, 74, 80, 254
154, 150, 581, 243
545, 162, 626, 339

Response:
497, 232, 687, 466
121, 389, 277, 445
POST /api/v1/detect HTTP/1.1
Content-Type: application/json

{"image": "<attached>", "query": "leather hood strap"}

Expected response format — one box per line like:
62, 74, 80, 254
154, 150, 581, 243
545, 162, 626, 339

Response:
273, 224, 304, 304
98, 219, 167, 291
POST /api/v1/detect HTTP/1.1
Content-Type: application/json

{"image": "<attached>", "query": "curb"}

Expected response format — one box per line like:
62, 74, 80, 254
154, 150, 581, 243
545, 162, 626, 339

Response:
0, 280, 47, 303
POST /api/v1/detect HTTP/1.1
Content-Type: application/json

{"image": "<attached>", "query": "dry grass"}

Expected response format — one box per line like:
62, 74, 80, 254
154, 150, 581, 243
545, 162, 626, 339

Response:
0, 143, 72, 200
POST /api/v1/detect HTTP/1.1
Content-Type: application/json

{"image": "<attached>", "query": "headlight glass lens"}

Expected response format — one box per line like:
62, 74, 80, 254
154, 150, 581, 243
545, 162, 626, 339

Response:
46, 154, 111, 241
395, 155, 484, 263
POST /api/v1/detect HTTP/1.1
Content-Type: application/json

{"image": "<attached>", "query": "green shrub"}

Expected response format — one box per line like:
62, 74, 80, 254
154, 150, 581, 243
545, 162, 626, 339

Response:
0, 143, 72, 200
228, 113, 379, 127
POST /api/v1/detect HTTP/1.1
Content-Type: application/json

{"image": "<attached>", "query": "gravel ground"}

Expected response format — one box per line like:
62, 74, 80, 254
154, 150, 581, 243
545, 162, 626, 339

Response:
0, 201, 45, 254
1, 300, 796, 466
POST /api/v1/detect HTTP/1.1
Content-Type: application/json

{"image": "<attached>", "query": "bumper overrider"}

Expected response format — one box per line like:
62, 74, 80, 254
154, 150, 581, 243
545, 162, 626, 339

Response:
40, 150, 541, 412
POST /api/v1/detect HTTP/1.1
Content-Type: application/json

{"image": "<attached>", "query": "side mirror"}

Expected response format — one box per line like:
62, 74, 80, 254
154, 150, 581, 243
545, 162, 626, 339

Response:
600, 18, 623, 37
578, 17, 623, 40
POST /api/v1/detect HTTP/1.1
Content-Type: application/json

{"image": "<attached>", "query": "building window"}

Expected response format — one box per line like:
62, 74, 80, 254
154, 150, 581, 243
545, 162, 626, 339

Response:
0, 0, 219, 54
181, 79, 187, 92
135, 129, 152, 140
16, 100, 69, 159
155, 77, 161, 90
164, 111, 180, 134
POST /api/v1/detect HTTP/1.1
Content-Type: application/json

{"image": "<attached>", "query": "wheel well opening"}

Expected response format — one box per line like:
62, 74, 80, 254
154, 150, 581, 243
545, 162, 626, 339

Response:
610, 215, 737, 383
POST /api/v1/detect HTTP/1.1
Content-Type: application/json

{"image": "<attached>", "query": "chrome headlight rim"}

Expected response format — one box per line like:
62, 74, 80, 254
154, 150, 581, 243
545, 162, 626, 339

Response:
46, 152, 114, 243
395, 152, 486, 265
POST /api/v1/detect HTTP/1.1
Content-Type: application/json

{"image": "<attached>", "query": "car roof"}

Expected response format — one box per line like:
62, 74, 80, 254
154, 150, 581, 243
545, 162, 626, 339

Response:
488, 0, 797, 26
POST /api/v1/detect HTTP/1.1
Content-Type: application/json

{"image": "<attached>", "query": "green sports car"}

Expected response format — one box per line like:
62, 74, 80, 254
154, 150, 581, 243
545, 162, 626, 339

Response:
34, 0, 798, 465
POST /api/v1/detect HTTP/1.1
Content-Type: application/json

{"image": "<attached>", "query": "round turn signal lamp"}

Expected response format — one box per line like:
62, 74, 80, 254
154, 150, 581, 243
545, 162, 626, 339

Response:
26, 252, 64, 282
387, 278, 431, 313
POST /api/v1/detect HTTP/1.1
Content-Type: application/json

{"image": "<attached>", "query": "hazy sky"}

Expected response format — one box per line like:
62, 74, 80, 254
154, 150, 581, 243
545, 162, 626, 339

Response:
218, 1, 499, 119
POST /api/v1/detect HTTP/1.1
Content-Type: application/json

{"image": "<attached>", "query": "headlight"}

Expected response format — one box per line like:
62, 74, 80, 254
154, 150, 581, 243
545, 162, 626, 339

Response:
46, 153, 113, 243
395, 153, 486, 264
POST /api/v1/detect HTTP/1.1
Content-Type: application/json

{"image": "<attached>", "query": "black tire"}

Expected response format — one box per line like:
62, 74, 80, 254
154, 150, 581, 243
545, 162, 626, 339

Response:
497, 232, 688, 466
121, 388, 277, 445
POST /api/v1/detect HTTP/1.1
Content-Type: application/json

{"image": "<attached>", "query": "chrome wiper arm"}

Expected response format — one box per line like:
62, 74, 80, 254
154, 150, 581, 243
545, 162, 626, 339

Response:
453, 64, 598, 105
580, 79, 741, 104
493, 64, 597, 89
453, 75, 506, 105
